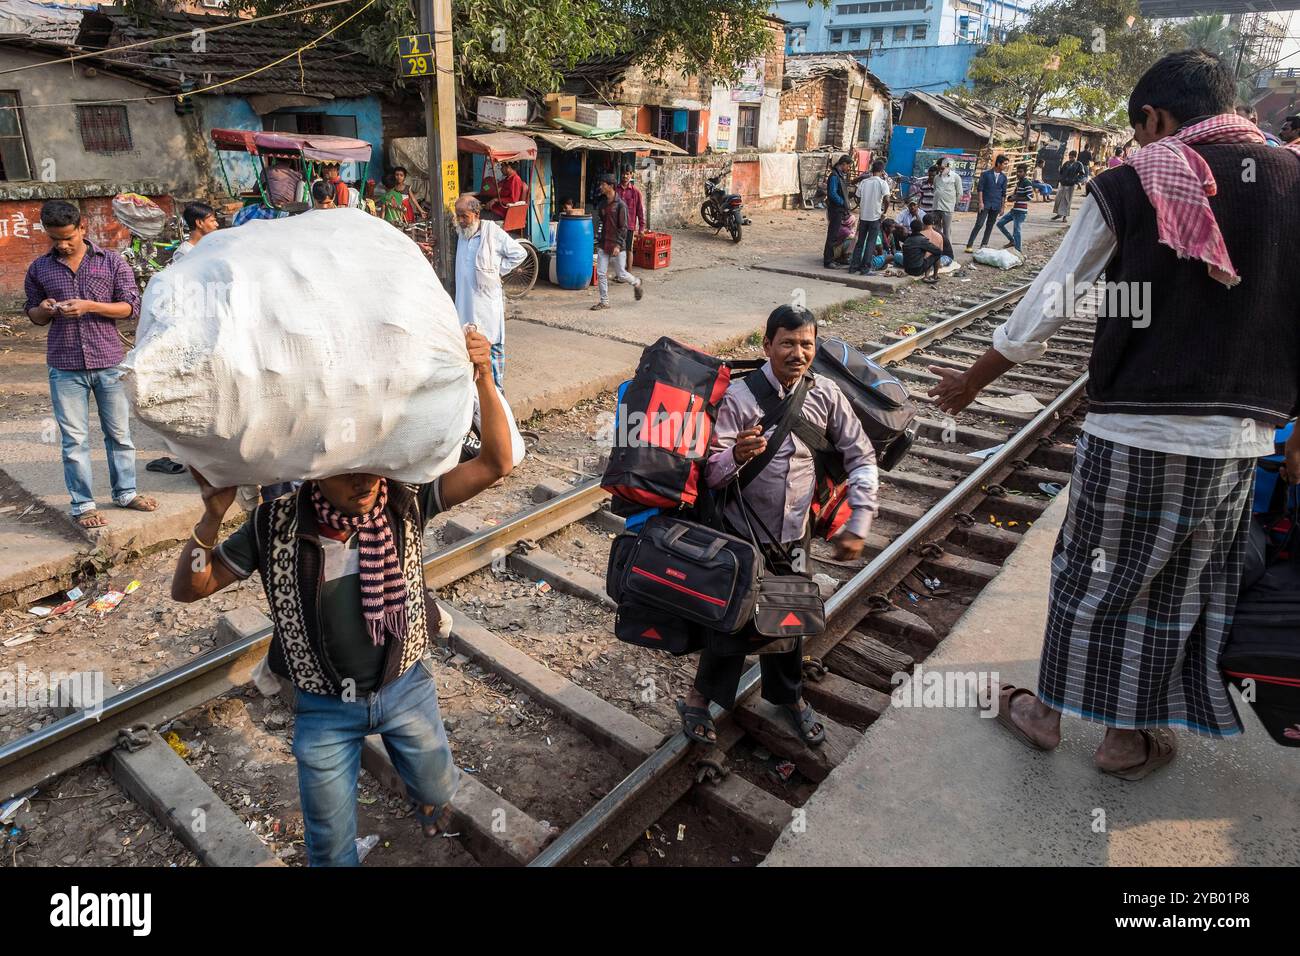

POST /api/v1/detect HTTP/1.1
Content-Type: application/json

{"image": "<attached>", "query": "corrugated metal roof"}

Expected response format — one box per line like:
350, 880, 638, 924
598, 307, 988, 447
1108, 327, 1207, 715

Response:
468, 120, 687, 155
903, 90, 1022, 141
75, 6, 391, 98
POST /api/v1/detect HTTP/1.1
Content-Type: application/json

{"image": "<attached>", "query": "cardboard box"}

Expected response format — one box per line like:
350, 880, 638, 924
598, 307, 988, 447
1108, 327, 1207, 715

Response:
576, 102, 623, 130
476, 96, 529, 127
544, 93, 576, 122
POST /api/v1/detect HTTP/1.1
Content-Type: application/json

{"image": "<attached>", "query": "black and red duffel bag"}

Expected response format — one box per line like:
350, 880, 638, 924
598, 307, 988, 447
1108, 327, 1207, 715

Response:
601, 337, 733, 511
1222, 510, 1300, 747
607, 515, 761, 634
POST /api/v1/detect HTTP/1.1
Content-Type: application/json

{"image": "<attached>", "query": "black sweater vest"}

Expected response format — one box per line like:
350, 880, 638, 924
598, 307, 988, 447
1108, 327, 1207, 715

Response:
1086, 144, 1300, 425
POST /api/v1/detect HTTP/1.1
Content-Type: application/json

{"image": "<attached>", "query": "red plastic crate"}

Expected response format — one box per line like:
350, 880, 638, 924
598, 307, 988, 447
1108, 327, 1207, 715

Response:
632, 231, 672, 270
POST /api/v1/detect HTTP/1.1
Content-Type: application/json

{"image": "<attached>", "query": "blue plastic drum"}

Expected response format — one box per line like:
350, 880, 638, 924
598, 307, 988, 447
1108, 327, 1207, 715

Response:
555, 213, 594, 290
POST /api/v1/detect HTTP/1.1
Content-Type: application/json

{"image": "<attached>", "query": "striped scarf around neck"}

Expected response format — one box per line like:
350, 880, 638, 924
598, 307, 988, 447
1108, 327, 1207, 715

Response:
310, 479, 408, 647
1125, 113, 1300, 288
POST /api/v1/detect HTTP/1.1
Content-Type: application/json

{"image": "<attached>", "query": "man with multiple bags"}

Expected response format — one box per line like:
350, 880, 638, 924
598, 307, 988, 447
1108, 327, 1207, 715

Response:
604, 305, 907, 748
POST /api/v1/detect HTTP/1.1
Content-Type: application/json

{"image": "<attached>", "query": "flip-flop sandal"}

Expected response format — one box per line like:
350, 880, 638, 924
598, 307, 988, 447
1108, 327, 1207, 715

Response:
1038, 482, 1063, 498
146, 457, 186, 475
1100, 729, 1177, 782
782, 702, 827, 747
119, 496, 158, 512
990, 682, 1053, 752
675, 700, 717, 744
75, 512, 107, 530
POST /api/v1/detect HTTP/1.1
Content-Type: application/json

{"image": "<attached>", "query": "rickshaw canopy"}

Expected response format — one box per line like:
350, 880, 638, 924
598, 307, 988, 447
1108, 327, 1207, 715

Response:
210, 128, 373, 163
456, 131, 537, 162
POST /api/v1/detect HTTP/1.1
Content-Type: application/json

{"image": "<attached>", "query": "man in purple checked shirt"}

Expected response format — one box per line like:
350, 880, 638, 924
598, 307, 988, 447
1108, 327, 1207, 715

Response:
24, 200, 157, 530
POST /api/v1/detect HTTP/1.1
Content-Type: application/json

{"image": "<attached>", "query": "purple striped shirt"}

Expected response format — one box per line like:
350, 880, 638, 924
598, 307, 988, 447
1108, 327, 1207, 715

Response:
24, 240, 140, 371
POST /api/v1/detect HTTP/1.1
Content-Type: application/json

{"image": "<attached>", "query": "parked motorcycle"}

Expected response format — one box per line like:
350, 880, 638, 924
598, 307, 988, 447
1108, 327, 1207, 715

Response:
701, 170, 748, 243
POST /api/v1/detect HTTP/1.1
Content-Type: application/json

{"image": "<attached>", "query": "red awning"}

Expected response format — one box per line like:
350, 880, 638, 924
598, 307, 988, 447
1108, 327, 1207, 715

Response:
456, 131, 537, 162
210, 128, 373, 163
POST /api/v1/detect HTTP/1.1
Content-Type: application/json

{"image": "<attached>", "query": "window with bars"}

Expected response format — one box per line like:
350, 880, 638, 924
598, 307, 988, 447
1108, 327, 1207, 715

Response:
737, 106, 759, 149
0, 92, 31, 181
77, 104, 131, 154
913, 23, 928, 41
870, 26, 884, 42
893, 25, 909, 41
829, 29, 843, 44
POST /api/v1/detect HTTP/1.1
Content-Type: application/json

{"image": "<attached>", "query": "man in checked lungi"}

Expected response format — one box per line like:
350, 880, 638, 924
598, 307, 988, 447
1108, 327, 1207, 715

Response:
927, 49, 1300, 780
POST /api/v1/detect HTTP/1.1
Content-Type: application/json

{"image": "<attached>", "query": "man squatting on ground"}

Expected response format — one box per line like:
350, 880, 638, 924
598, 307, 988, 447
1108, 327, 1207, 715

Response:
170, 327, 514, 865
676, 305, 879, 748
928, 49, 1300, 779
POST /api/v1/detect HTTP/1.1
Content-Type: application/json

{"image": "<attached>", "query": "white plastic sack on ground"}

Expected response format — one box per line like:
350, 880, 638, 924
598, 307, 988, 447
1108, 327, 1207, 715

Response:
124, 208, 474, 488
972, 247, 1023, 270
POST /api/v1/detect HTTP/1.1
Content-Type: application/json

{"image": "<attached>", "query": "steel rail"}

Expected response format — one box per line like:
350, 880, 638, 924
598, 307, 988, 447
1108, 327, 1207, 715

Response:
530, 373, 1089, 867
1, 281, 1052, 815
870, 280, 1033, 365
0, 480, 607, 794
422, 478, 607, 589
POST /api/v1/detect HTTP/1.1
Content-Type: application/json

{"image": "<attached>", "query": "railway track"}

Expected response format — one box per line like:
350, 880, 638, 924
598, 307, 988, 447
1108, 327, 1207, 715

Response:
0, 271, 1100, 867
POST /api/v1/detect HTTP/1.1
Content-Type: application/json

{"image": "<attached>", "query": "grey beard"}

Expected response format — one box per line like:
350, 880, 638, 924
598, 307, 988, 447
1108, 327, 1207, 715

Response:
457, 221, 481, 241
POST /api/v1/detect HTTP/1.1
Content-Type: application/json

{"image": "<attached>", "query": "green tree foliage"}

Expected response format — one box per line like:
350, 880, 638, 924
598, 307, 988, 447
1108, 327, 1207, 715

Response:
212, 0, 782, 101
964, 34, 1106, 144
1016, 0, 1186, 120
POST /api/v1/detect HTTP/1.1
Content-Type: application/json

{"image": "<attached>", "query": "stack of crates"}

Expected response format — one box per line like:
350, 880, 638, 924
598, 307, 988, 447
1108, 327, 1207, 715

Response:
632, 231, 672, 270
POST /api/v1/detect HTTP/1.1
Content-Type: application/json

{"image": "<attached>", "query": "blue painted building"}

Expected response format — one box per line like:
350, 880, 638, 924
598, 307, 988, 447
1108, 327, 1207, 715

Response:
771, 0, 1033, 93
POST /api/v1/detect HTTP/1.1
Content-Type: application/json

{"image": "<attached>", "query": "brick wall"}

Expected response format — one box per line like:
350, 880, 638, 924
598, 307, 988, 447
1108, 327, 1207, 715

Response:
0, 193, 175, 308
644, 152, 796, 226
645, 154, 733, 226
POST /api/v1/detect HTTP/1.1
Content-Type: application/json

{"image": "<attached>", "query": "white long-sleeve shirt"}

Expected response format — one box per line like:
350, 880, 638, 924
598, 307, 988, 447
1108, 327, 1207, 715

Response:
453, 220, 527, 347
991, 195, 1275, 459
931, 169, 963, 213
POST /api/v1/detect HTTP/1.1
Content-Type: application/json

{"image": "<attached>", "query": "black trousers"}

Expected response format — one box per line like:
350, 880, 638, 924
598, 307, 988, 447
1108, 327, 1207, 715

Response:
823, 211, 842, 267
694, 525, 812, 711
905, 253, 940, 277
966, 205, 1001, 248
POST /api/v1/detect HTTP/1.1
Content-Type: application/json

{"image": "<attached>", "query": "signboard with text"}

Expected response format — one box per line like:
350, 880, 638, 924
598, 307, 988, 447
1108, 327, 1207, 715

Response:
730, 59, 764, 103
397, 34, 433, 78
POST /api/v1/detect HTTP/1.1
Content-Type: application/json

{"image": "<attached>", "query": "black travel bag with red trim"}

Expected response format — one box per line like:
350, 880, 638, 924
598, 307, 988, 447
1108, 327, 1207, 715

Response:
601, 337, 735, 512
1222, 505, 1300, 747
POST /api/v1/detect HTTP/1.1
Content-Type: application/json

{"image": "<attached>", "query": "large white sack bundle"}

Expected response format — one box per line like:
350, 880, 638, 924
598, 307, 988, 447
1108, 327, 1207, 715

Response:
124, 208, 474, 488
972, 247, 1023, 270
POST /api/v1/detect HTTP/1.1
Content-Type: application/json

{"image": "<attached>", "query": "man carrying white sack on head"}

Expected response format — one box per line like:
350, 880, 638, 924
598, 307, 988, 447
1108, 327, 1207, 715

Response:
453, 193, 527, 390
170, 327, 513, 867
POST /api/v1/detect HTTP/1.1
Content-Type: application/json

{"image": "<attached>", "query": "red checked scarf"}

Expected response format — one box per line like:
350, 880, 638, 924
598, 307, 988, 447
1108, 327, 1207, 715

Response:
1125, 113, 1300, 288
311, 479, 408, 646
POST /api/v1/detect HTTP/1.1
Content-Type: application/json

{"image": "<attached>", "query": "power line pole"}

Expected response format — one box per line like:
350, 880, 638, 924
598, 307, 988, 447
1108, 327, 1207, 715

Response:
419, 0, 457, 283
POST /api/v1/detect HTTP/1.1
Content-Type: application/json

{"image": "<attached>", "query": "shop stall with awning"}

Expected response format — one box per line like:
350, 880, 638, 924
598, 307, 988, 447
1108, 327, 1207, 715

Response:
210, 127, 373, 212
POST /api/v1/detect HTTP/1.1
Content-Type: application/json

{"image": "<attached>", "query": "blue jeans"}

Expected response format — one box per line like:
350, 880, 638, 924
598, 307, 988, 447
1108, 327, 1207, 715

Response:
997, 209, 1027, 251
48, 366, 137, 516
292, 659, 459, 866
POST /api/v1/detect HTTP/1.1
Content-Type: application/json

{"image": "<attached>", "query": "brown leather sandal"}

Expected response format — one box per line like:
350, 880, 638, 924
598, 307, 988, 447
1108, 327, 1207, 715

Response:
1099, 729, 1177, 782
991, 682, 1054, 752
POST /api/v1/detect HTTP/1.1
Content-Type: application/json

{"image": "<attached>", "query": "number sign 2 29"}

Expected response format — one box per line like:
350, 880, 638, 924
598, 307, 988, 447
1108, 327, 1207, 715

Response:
398, 34, 433, 78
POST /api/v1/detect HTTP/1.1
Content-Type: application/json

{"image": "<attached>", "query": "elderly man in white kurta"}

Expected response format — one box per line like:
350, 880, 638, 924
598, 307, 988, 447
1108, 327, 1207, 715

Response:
453, 194, 527, 389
